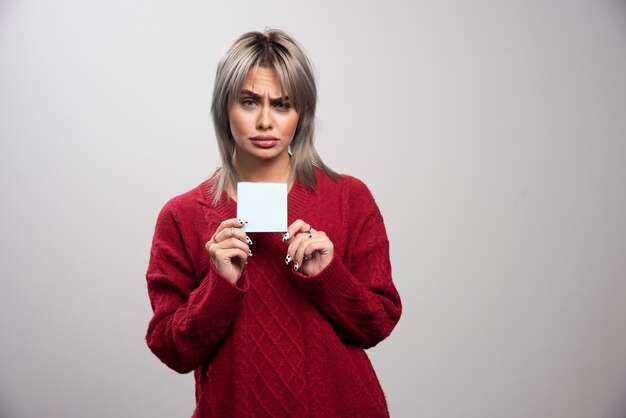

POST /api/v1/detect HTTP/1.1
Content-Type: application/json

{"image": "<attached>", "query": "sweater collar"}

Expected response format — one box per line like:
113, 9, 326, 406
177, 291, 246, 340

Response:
201, 175, 315, 224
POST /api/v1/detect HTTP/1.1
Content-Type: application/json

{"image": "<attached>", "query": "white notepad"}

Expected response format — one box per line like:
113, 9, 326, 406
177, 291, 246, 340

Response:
236, 182, 287, 232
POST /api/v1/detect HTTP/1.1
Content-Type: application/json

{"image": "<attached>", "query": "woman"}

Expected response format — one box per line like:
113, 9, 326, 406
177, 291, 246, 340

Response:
145, 29, 402, 417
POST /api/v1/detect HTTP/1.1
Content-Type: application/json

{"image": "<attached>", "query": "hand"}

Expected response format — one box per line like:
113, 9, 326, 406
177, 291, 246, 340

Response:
283, 219, 334, 276
205, 218, 252, 284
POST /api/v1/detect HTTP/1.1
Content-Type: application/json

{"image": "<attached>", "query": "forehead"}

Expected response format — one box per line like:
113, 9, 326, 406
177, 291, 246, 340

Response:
241, 67, 285, 96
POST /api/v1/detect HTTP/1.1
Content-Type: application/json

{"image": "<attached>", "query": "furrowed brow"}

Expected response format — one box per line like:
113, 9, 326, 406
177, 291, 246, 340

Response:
270, 96, 290, 105
240, 89, 289, 103
240, 90, 261, 100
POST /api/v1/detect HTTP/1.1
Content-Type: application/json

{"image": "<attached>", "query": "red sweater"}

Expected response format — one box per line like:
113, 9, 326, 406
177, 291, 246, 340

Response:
145, 172, 402, 417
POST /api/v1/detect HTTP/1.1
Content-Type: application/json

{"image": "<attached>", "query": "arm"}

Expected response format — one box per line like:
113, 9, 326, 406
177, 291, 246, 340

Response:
287, 181, 401, 348
145, 202, 248, 373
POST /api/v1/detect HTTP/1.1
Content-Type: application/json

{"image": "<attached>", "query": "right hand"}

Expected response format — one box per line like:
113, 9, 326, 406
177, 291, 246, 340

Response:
205, 218, 252, 284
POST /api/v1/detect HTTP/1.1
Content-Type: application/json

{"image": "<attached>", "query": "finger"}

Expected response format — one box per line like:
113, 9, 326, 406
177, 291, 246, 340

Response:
214, 218, 248, 237
287, 230, 326, 266
286, 228, 323, 258
210, 218, 251, 246
218, 225, 253, 246
283, 219, 313, 242
213, 247, 249, 266
209, 236, 252, 258
294, 235, 330, 266
207, 232, 251, 252
285, 231, 308, 263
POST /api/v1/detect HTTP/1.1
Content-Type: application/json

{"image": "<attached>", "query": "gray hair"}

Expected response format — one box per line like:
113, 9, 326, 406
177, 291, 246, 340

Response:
210, 29, 338, 203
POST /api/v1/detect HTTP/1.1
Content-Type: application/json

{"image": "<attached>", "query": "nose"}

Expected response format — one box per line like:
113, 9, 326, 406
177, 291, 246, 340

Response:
257, 105, 272, 130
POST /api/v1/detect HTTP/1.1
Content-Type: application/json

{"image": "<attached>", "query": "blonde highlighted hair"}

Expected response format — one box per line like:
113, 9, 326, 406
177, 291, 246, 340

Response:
210, 29, 338, 203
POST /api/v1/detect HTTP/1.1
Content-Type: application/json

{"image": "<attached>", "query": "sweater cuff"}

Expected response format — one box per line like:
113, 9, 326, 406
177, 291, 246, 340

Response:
190, 263, 248, 322
291, 256, 362, 302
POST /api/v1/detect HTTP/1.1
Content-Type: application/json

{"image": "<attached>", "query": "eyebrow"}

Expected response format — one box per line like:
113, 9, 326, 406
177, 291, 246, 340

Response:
240, 89, 290, 104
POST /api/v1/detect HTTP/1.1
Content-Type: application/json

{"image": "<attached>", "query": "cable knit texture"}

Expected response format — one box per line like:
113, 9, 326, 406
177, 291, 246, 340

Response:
145, 171, 402, 417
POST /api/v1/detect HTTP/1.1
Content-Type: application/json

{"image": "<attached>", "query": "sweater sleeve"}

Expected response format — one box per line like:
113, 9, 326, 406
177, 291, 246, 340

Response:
145, 201, 248, 373
291, 181, 401, 349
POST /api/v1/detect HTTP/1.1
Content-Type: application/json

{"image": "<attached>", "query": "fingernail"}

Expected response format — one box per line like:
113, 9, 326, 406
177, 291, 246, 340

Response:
248, 250, 253, 256
294, 261, 299, 272
238, 218, 248, 225
246, 237, 253, 245
282, 232, 289, 242
285, 254, 291, 264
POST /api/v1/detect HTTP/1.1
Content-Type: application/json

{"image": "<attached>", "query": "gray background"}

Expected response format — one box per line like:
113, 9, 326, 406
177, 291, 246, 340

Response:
1, 0, 625, 417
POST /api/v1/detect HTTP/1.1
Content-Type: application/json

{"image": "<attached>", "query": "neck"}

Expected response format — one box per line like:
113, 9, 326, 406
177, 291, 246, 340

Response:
233, 151, 292, 184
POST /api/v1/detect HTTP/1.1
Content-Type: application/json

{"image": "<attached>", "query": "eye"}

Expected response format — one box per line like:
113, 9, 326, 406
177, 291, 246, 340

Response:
274, 101, 291, 111
241, 98, 257, 108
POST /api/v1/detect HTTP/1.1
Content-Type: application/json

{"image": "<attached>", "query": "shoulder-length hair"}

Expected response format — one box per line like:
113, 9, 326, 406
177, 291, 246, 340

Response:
210, 29, 338, 203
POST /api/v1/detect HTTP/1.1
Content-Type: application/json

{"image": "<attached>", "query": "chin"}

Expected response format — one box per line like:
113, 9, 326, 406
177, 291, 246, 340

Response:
250, 148, 288, 160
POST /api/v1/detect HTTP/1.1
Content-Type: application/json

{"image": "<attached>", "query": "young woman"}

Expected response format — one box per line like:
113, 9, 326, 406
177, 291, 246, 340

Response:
145, 29, 402, 417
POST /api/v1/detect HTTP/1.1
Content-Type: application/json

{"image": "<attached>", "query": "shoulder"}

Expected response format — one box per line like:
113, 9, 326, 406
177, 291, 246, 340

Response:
315, 170, 377, 204
157, 180, 213, 222
313, 171, 389, 244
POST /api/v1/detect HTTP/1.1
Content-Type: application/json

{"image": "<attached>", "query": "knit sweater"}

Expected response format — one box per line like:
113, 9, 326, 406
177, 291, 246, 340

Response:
145, 171, 402, 417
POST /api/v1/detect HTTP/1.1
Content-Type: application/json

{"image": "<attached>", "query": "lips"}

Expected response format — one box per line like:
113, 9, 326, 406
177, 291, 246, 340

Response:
250, 135, 279, 148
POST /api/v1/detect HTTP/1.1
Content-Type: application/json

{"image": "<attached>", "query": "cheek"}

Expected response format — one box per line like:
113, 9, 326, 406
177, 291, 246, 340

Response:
285, 114, 300, 136
228, 111, 249, 138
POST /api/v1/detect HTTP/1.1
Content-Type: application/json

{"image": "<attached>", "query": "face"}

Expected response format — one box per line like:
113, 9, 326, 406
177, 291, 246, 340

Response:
228, 67, 299, 165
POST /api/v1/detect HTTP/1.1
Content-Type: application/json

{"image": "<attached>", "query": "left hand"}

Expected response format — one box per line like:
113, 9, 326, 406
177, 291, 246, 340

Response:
283, 219, 334, 276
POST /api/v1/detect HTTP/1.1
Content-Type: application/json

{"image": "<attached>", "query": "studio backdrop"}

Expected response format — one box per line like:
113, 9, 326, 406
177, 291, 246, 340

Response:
1, 0, 625, 417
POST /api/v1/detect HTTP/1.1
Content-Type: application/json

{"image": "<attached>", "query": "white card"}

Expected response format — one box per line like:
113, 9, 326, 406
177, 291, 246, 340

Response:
237, 182, 287, 232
